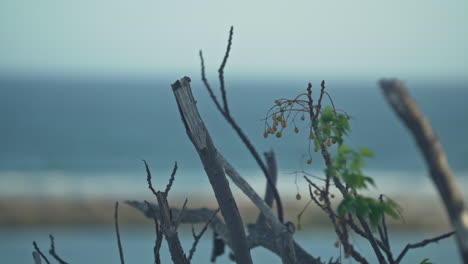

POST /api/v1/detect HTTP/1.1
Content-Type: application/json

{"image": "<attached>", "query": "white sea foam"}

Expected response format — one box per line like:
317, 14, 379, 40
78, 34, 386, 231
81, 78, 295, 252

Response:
1, 169, 467, 202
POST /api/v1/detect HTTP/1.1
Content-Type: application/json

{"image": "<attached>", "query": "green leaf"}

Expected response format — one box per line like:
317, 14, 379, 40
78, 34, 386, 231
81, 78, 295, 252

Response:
419, 258, 433, 264
338, 145, 353, 155
320, 106, 334, 123
337, 197, 353, 216
359, 147, 374, 157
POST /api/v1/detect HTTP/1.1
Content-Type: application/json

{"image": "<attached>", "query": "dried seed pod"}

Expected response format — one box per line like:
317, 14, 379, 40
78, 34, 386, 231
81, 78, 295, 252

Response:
276, 131, 282, 138
307, 159, 312, 164
263, 132, 269, 138
296, 193, 302, 200
294, 127, 299, 133
327, 140, 332, 147
281, 121, 287, 128
309, 133, 315, 139
300, 115, 305, 121
334, 240, 341, 248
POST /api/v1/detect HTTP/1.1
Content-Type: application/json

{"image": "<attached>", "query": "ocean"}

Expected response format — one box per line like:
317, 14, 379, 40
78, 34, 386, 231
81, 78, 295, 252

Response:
1, 75, 466, 263
0, 75, 467, 199
0, 226, 460, 263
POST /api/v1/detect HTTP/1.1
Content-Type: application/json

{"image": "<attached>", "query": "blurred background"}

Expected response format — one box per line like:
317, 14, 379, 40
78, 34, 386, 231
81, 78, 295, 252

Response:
1, 0, 467, 263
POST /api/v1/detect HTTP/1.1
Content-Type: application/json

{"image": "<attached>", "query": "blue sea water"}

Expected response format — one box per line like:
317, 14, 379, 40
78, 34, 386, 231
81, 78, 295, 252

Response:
0, 75, 467, 198
0, 226, 460, 263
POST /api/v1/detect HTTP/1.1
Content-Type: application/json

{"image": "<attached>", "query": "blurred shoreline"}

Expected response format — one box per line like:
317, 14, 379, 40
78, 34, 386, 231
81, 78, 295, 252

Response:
0, 195, 453, 231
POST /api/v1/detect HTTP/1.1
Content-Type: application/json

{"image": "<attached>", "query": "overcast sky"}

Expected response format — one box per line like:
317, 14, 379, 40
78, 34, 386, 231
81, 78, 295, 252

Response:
1, 0, 467, 80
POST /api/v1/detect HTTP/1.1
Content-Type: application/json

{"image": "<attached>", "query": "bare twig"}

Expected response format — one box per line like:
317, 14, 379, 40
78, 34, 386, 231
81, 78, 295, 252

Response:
174, 198, 189, 229
144, 160, 158, 197
33, 242, 50, 264
379, 195, 390, 250
395, 231, 455, 264
164, 162, 178, 196
48, 235, 68, 264
218, 26, 233, 115
296, 199, 312, 230
199, 50, 224, 114
199, 28, 284, 223
114, 202, 125, 264
144, 200, 163, 264
188, 208, 221, 262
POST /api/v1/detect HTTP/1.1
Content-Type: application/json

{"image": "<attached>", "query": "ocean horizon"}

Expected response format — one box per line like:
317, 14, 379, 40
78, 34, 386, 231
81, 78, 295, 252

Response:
1, 75, 467, 200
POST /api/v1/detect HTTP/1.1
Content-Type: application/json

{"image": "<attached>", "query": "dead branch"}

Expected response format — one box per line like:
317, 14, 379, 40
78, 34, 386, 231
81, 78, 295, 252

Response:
395, 231, 455, 264
257, 151, 278, 225
33, 242, 50, 264
144, 200, 163, 264
199, 27, 284, 223
171, 76, 253, 264
146, 162, 188, 264
380, 79, 468, 262
32, 251, 42, 264
165, 162, 178, 197
155, 192, 189, 264
220, 154, 297, 263
127, 200, 327, 264
114, 202, 125, 264
48, 235, 68, 264
188, 208, 220, 262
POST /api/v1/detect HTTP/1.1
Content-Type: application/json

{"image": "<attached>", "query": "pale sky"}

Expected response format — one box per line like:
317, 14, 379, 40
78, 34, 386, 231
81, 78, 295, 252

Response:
1, 0, 467, 80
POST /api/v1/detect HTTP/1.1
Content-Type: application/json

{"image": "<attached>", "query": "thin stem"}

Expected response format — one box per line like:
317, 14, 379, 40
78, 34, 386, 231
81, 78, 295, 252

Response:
114, 202, 125, 264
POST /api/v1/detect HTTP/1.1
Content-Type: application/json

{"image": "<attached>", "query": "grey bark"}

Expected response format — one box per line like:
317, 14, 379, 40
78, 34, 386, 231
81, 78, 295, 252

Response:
380, 79, 468, 262
32, 252, 42, 264
154, 192, 189, 264
127, 200, 329, 264
171, 77, 253, 264
257, 151, 278, 224
220, 155, 297, 263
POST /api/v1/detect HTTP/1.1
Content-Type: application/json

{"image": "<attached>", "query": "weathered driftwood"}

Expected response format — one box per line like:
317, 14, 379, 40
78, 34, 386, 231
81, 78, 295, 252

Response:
219, 154, 297, 263
171, 77, 253, 264
257, 151, 278, 225
154, 192, 189, 264
32, 251, 42, 264
172, 76, 298, 263
380, 79, 468, 262
126, 200, 331, 264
